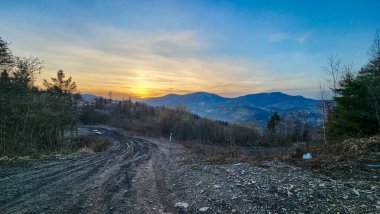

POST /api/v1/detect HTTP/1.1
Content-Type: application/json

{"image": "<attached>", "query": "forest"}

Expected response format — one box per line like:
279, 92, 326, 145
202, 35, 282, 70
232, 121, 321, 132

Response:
0, 37, 78, 156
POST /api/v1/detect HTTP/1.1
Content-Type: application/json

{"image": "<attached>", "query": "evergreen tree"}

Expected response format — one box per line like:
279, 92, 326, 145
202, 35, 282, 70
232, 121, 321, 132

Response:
328, 32, 380, 138
267, 112, 281, 133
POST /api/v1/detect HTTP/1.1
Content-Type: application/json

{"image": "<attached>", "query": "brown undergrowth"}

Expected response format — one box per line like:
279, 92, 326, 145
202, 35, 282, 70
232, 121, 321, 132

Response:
76, 136, 112, 153
178, 136, 380, 182
178, 140, 289, 165
283, 136, 380, 181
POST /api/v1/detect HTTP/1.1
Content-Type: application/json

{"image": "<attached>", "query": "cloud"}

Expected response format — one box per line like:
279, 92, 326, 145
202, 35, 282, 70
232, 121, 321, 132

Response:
269, 32, 310, 43
297, 32, 310, 43
269, 32, 291, 42
15, 25, 267, 99
2, 19, 318, 99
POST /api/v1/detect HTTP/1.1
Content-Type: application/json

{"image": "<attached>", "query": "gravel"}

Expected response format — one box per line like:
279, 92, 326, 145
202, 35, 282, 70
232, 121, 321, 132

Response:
156, 140, 380, 213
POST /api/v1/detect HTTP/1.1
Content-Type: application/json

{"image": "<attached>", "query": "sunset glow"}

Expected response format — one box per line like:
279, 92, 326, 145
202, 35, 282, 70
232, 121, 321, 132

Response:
1, 0, 379, 99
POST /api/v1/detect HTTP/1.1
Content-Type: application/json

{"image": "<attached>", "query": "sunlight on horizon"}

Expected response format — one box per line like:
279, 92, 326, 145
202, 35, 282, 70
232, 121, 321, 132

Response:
1, 1, 379, 99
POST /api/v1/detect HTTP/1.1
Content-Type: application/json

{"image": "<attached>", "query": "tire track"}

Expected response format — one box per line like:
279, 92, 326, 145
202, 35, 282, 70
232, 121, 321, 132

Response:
0, 127, 160, 214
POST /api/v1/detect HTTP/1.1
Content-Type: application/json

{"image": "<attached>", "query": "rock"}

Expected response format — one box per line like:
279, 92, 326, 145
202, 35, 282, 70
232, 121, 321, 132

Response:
199, 207, 210, 212
231, 209, 237, 213
319, 183, 326, 188
175, 202, 189, 209
353, 189, 360, 196
214, 185, 221, 188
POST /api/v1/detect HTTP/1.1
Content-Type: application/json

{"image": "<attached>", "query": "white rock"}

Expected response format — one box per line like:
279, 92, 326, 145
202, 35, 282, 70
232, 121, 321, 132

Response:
353, 189, 360, 196
199, 207, 210, 212
214, 185, 221, 188
175, 202, 189, 209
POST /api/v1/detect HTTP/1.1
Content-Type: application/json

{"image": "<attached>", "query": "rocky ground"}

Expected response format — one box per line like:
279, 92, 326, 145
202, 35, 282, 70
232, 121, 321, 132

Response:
154, 139, 380, 213
0, 127, 379, 213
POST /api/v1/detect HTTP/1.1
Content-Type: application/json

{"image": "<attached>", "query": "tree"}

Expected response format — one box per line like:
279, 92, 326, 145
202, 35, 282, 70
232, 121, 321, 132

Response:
43, 70, 77, 94
267, 112, 281, 133
13, 57, 43, 89
327, 32, 380, 138
0, 37, 13, 68
0, 36, 80, 156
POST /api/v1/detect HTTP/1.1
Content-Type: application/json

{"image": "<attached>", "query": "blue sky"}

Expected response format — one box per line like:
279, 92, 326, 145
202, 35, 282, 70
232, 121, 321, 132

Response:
0, 0, 379, 98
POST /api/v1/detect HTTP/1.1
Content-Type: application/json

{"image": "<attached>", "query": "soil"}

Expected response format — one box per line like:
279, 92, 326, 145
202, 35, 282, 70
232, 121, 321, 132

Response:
0, 126, 379, 213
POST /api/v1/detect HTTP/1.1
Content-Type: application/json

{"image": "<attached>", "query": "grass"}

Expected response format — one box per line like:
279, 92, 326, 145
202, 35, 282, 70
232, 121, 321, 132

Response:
178, 140, 290, 165
0, 135, 113, 164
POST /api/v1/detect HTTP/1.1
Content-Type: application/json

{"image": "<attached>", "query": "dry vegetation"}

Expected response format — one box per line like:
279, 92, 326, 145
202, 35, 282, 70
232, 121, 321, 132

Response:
282, 135, 380, 181
75, 136, 112, 153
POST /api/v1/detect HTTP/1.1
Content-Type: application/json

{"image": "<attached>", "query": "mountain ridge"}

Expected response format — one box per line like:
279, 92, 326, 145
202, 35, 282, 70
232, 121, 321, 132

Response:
144, 91, 321, 126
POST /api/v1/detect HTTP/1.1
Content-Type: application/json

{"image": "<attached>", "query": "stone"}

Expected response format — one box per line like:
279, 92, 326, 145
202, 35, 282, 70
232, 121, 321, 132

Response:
199, 207, 210, 212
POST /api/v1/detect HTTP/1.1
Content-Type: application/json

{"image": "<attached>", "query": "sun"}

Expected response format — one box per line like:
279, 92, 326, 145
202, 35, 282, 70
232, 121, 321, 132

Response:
130, 85, 150, 99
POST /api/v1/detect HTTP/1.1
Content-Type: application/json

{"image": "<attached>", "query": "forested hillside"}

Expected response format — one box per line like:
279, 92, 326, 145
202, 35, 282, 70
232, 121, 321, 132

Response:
145, 91, 321, 126
0, 37, 79, 156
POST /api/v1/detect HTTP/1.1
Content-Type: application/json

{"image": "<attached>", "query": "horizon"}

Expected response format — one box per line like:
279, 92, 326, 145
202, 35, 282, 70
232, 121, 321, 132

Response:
84, 90, 319, 101
1, 0, 379, 99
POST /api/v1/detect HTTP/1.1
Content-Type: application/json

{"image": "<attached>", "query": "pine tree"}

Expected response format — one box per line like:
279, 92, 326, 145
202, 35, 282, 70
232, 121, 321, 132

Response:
328, 32, 380, 138
267, 112, 281, 133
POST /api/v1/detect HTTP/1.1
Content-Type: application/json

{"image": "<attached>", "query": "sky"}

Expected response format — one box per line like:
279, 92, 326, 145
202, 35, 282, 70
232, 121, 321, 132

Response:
0, 0, 379, 99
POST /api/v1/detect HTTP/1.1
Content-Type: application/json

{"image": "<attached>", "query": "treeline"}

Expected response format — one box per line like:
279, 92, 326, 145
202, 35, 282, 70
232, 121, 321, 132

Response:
80, 97, 317, 147
323, 32, 380, 141
0, 37, 78, 156
81, 100, 263, 146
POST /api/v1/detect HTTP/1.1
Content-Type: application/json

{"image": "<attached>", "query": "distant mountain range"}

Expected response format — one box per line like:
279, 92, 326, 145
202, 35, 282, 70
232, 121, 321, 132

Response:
144, 92, 322, 126
81, 93, 99, 100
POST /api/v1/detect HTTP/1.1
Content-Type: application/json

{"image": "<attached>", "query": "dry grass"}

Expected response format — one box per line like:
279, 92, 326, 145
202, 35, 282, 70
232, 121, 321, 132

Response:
179, 140, 289, 164
76, 147, 94, 153
76, 136, 112, 153
280, 135, 380, 181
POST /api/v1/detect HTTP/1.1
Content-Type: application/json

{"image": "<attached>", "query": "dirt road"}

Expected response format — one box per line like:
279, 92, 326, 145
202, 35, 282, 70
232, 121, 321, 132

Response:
1, 127, 379, 213
0, 127, 174, 214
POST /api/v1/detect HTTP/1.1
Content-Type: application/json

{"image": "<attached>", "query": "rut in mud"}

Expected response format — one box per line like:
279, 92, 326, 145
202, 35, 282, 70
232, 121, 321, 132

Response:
1, 127, 379, 213
0, 127, 173, 214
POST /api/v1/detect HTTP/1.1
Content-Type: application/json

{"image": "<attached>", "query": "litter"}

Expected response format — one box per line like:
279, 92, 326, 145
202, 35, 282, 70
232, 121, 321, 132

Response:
303, 153, 312, 159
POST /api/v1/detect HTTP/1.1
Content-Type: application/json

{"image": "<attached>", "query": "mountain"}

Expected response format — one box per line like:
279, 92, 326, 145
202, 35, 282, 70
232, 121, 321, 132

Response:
145, 92, 226, 106
145, 92, 321, 126
81, 93, 99, 100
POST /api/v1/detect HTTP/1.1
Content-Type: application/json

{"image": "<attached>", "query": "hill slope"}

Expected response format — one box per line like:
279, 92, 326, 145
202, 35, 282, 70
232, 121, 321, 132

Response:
145, 92, 321, 126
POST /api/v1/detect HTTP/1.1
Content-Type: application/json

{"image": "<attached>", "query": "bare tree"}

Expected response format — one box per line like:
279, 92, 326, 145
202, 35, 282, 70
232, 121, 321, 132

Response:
367, 31, 380, 132
369, 31, 380, 60
319, 83, 333, 145
322, 55, 341, 98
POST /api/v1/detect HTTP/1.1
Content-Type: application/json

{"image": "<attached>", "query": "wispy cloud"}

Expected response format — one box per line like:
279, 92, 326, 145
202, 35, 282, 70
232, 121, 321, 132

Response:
297, 32, 310, 43
269, 32, 311, 44
19, 25, 268, 98
269, 32, 292, 42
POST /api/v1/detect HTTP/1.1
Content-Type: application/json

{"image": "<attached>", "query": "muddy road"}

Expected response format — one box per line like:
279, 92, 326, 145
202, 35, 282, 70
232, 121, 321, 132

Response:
1, 127, 379, 213
0, 127, 173, 214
